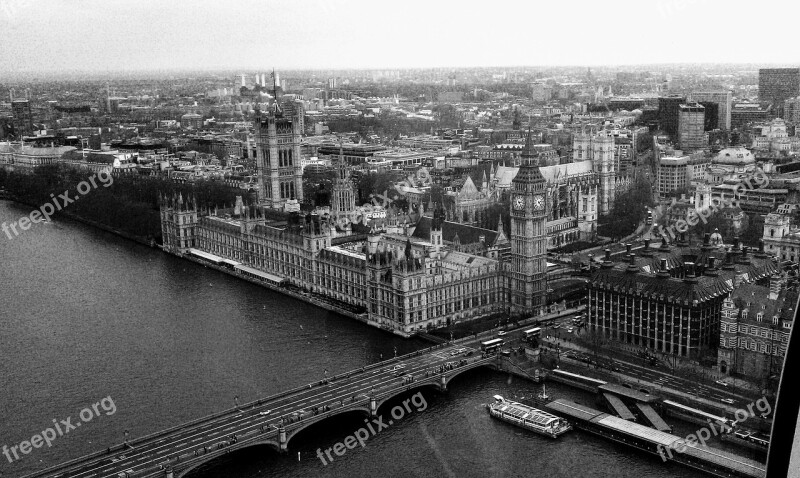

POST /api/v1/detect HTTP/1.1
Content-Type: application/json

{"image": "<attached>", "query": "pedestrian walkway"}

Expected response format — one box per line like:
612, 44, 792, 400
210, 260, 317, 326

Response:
540, 339, 760, 412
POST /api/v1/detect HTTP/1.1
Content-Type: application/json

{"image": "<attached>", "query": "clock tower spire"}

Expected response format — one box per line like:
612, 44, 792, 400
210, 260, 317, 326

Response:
508, 127, 548, 315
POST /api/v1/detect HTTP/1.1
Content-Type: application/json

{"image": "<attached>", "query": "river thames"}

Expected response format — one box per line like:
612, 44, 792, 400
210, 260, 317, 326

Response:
0, 200, 708, 478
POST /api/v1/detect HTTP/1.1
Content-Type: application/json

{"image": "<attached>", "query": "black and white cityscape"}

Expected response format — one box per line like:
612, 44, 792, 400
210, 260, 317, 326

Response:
2, 1, 799, 478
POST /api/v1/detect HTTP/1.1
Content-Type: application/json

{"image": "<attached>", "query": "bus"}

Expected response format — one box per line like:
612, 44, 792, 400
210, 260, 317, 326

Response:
480, 338, 504, 353
523, 328, 542, 341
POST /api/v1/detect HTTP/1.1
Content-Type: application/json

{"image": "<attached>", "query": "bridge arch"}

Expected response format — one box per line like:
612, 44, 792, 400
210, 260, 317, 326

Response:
285, 407, 371, 447
442, 361, 497, 389
176, 438, 282, 478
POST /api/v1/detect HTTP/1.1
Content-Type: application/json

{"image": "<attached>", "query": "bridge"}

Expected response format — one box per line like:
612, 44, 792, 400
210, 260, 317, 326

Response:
23, 344, 500, 478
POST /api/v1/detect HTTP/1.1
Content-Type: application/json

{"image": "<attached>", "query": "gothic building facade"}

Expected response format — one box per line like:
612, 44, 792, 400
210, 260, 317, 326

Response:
254, 101, 304, 210
160, 197, 502, 336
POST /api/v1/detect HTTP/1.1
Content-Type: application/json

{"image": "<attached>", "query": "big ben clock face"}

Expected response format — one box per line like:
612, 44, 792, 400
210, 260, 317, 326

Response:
513, 196, 525, 210
533, 194, 545, 211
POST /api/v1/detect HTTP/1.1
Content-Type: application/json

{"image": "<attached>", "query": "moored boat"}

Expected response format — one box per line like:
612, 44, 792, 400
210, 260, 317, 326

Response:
488, 395, 571, 438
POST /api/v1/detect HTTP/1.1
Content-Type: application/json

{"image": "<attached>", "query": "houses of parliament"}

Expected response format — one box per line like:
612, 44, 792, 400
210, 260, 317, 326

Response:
161, 102, 619, 335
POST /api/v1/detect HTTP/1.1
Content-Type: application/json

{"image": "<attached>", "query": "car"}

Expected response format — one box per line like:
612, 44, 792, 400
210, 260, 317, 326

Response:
721, 398, 735, 405
715, 380, 729, 387
497, 331, 507, 337
567, 327, 574, 333
259, 410, 272, 416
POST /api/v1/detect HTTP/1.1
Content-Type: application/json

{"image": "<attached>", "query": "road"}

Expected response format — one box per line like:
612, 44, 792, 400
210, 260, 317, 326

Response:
26, 344, 484, 478
480, 314, 757, 409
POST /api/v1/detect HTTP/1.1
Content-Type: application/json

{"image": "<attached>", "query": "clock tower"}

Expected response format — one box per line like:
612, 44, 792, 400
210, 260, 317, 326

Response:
508, 128, 548, 315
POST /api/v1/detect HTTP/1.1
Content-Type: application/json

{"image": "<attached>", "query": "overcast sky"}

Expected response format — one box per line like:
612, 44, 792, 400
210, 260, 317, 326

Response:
0, 0, 797, 73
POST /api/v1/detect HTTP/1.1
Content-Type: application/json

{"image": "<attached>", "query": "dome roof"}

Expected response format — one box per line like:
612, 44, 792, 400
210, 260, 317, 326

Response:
713, 147, 755, 165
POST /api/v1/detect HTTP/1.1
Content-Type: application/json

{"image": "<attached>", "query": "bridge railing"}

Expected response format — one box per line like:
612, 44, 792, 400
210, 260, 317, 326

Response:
21, 342, 462, 478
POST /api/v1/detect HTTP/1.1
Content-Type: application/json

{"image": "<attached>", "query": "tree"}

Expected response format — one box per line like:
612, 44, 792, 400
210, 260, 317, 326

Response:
599, 175, 654, 238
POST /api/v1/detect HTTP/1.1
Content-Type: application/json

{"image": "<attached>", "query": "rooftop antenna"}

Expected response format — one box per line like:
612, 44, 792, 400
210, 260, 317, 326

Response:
272, 69, 282, 115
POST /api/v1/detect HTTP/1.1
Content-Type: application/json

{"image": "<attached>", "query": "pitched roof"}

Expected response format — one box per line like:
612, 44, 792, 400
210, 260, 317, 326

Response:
412, 216, 502, 247
590, 268, 733, 304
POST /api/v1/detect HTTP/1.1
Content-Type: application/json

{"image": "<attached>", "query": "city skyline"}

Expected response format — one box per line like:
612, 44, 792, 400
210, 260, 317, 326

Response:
2, 0, 800, 74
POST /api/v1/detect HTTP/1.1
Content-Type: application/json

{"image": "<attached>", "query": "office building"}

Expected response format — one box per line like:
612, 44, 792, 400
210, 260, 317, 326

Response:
718, 279, 795, 379
587, 236, 779, 358
689, 91, 732, 130
658, 95, 686, 137
677, 103, 706, 150
11, 100, 34, 137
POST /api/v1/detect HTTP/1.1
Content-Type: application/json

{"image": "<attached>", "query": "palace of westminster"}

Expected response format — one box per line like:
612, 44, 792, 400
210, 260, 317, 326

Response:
160, 100, 625, 336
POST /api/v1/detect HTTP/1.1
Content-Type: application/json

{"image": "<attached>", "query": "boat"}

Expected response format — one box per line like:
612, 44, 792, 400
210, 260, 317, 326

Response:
488, 395, 571, 438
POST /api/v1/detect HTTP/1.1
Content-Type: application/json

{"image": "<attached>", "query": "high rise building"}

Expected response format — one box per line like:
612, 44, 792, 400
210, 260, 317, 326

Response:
254, 101, 304, 209
689, 91, 732, 130
783, 96, 800, 124
11, 99, 34, 137
508, 130, 548, 316
677, 102, 706, 150
759, 68, 800, 116
658, 95, 686, 138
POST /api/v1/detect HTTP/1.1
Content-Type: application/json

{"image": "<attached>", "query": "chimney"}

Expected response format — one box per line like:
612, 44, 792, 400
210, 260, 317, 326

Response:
604, 248, 611, 262
769, 274, 786, 300
626, 253, 638, 273
705, 257, 719, 277
625, 243, 632, 254
659, 235, 670, 251
684, 262, 698, 283
657, 258, 670, 278
642, 238, 652, 256
737, 246, 751, 265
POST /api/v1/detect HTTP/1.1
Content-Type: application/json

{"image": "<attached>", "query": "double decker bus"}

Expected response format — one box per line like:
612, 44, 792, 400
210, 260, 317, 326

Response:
480, 338, 504, 353
523, 327, 542, 341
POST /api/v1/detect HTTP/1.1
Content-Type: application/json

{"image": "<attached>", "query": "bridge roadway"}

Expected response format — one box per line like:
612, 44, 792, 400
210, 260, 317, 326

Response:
24, 343, 499, 478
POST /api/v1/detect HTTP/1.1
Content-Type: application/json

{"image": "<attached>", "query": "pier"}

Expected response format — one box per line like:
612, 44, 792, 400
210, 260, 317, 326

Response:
546, 399, 765, 478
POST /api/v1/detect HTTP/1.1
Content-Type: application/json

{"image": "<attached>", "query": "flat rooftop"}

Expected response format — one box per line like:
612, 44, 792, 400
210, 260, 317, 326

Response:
598, 383, 658, 403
